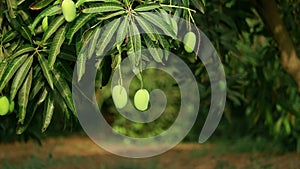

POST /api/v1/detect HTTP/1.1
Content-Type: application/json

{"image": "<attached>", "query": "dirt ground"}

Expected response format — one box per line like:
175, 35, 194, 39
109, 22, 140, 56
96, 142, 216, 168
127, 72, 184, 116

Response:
0, 136, 299, 169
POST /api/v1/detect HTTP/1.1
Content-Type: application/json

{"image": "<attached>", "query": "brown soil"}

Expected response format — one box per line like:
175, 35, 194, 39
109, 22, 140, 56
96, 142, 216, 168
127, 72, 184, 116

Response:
0, 136, 299, 169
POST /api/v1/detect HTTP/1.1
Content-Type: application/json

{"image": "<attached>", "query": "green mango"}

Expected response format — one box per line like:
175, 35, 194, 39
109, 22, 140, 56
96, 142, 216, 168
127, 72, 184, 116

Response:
62, 0, 76, 22
112, 85, 128, 109
0, 96, 9, 116
183, 31, 196, 53
134, 89, 150, 111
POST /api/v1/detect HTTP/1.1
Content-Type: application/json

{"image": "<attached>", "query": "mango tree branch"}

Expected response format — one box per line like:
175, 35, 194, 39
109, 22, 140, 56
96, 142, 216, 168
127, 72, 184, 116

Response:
253, 0, 300, 91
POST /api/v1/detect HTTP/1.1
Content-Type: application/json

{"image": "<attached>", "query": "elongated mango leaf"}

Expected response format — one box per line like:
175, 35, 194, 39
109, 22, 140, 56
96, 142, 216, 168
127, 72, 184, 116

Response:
116, 15, 129, 49
19, 26, 33, 43
96, 18, 121, 56
37, 53, 54, 89
76, 0, 122, 8
135, 16, 157, 41
66, 13, 95, 44
49, 25, 67, 69
0, 61, 8, 81
29, 74, 44, 100
143, 35, 163, 63
191, 0, 205, 14
86, 27, 101, 60
9, 44, 34, 59
55, 61, 73, 83
82, 2, 124, 13
6, 0, 17, 18
139, 12, 176, 38
134, 3, 160, 12
37, 88, 48, 105
159, 9, 171, 25
30, 0, 56, 10
97, 10, 125, 20
52, 68, 75, 114
128, 20, 141, 66
42, 93, 54, 132
18, 10, 33, 26
77, 53, 86, 82
18, 68, 32, 125
30, 5, 61, 34
0, 54, 28, 92
16, 89, 46, 135
42, 15, 65, 42
2, 30, 18, 44
10, 56, 33, 100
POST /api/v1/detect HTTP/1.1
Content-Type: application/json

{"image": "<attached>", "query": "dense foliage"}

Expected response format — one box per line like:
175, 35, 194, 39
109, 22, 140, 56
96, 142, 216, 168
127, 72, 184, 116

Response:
0, 0, 299, 151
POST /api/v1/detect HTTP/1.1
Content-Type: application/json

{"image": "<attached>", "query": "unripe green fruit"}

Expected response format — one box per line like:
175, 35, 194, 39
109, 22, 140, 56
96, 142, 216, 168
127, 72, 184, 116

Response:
42, 16, 48, 31
183, 32, 196, 53
62, 0, 76, 22
0, 96, 9, 116
134, 89, 150, 111
112, 85, 128, 109
9, 101, 15, 113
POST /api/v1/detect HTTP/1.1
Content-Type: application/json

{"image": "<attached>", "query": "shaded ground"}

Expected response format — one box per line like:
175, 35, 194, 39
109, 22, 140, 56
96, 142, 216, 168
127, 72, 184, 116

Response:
0, 136, 299, 169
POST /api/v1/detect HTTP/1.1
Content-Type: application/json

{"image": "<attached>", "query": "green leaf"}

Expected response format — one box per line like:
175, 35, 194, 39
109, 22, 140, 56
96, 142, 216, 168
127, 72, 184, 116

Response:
30, 0, 56, 10
191, 0, 205, 14
16, 88, 45, 135
29, 73, 44, 100
6, 0, 17, 18
116, 16, 129, 49
37, 88, 48, 105
42, 15, 65, 42
42, 93, 54, 132
134, 3, 160, 12
20, 26, 33, 43
96, 18, 121, 56
58, 51, 77, 61
82, 2, 124, 13
97, 10, 126, 20
139, 12, 176, 38
66, 13, 95, 44
16, 102, 36, 135
55, 61, 73, 83
48, 25, 67, 69
18, 68, 32, 125
128, 20, 142, 66
135, 15, 157, 41
76, 0, 122, 8
0, 54, 28, 92
30, 5, 62, 34
87, 27, 101, 59
52, 68, 75, 114
143, 35, 163, 63
9, 44, 34, 59
10, 56, 33, 100
0, 61, 8, 81
37, 53, 54, 89
158, 9, 171, 25
77, 53, 86, 82
2, 30, 19, 44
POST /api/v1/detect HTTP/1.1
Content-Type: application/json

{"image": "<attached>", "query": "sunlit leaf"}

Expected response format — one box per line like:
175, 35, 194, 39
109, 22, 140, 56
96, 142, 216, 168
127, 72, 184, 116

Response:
37, 53, 54, 89
0, 54, 28, 92
82, 2, 124, 13
18, 68, 32, 125
42, 15, 65, 42
42, 93, 54, 132
48, 25, 67, 69
10, 55, 33, 100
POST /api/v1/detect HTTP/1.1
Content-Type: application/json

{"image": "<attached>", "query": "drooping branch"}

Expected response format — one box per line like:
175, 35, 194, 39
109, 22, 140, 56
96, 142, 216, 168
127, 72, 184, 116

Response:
253, 0, 300, 91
